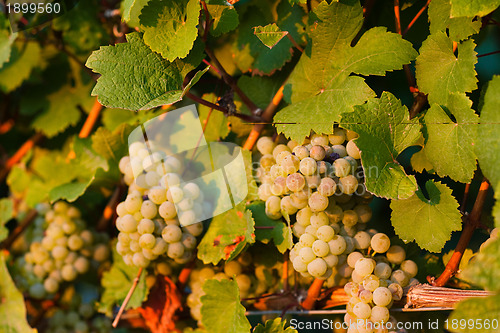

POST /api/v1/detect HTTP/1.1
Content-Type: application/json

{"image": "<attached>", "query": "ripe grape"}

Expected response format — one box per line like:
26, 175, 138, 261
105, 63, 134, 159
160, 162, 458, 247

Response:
372, 287, 392, 306
370, 233, 390, 253
307, 258, 328, 277
354, 258, 375, 278
400, 260, 418, 278
386, 245, 406, 264
256, 136, 275, 155
308, 192, 329, 212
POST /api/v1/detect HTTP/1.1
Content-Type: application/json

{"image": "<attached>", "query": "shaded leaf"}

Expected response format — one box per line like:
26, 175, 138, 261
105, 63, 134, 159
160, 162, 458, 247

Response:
450, 0, 500, 18
0, 41, 40, 92
0, 198, 13, 242
253, 318, 298, 333
390, 180, 462, 252
428, 0, 481, 41
206, 0, 239, 36
340, 92, 421, 199
448, 294, 500, 333
462, 237, 500, 291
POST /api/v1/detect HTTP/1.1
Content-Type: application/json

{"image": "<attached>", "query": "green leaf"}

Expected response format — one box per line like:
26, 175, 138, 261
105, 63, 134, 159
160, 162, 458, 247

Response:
494, 182, 500, 228
0, 41, 41, 92
200, 279, 251, 333
140, 0, 200, 61
198, 93, 230, 142
462, 237, 500, 291
0, 198, 13, 242
49, 179, 94, 203
0, 15, 17, 68
254, 23, 289, 49
274, 1, 417, 142
247, 202, 293, 253
415, 32, 477, 105
98, 243, 148, 316
253, 318, 297, 333
448, 294, 500, 333
477, 75, 500, 188
428, 0, 481, 41
423, 93, 478, 183
86, 32, 200, 110
91, 125, 132, 162
390, 180, 462, 252
411, 148, 434, 173
206, 0, 239, 36
340, 92, 420, 199
121, 0, 149, 27
197, 205, 255, 265
450, 0, 500, 18
0, 252, 37, 333
32, 83, 95, 138
237, 75, 284, 109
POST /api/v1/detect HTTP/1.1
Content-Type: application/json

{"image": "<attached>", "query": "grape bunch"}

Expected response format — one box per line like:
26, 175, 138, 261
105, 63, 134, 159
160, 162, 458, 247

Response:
18, 202, 109, 299
116, 141, 209, 268
343, 239, 419, 332
254, 131, 374, 280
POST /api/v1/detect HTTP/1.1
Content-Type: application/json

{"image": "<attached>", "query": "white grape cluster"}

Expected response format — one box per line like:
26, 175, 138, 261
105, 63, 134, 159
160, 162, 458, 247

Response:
254, 131, 375, 280
46, 302, 111, 333
479, 227, 498, 252
116, 141, 209, 268
343, 238, 419, 333
20, 202, 109, 299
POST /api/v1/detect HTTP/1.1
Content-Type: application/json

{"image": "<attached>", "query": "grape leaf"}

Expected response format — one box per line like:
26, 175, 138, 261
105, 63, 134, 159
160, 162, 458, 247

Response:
274, 1, 417, 142
411, 148, 434, 173
415, 32, 477, 105
0, 41, 40, 92
122, 0, 149, 27
91, 125, 132, 162
253, 318, 298, 333
200, 279, 251, 333
0, 198, 13, 242
476, 75, 500, 189
340, 92, 420, 199
197, 204, 255, 265
462, 237, 500, 291
423, 93, 479, 183
494, 182, 500, 228
0, 253, 37, 333
198, 93, 230, 142
86, 32, 205, 110
140, 0, 200, 61
254, 24, 288, 49
450, 0, 500, 18
247, 202, 293, 253
390, 180, 462, 252
0, 15, 17, 68
428, 0, 481, 42
448, 295, 500, 333
32, 83, 95, 138
206, 0, 239, 36
98, 244, 148, 316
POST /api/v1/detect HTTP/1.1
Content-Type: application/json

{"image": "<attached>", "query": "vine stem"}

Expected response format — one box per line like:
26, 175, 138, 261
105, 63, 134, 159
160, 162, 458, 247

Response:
96, 183, 125, 232
0, 209, 38, 250
79, 98, 103, 138
301, 278, 324, 310
460, 183, 471, 214
112, 267, 144, 328
431, 179, 490, 287
402, 0, 431, 36
243, 84, 285, 150
0, 132, 44, 182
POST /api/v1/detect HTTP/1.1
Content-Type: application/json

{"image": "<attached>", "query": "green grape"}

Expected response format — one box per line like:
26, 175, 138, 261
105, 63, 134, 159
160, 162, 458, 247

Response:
159, 201, 177, 219
140, 200, 157, 219
310, 212, 329, 227
370, 233, 390, 253
162, 173, 182, 187
304, 225, 318, 237
185, 222, 203, 236
280, 196, 298, 215
286, 173, 306, 192
346, 140, 361, 159
312, 240, 330, 257
258, 183, 273, 201
181, 233, 197, 250
117, 214, 138, 233
139, 233, 156, 249
124, 194, 142, 213
145, 171, 160, 188
359, 289, 373, 303
316, 225, 335, 242
296, 207, 313, 227
162, 225, 182, 243
342, 210, 358, 227
323, 254, 338, 267
354, 204, 372, 223
132, 252, 150, 267
67, 235, 84, 251
400, 260, 418, 278
167, 186, 184, 204
272, 144, 291, 159
129, 239, 141, 252
347, 251, 364, 268
152, 237, 168, 255
260, 154, 276, 171
328, 236, 347, 255
346, 130, 358, 141
353, 231, 371, 250
52, 245, 69, 260
167, 242, 184, 259
334, 158, 351, 178
390, 269, 409, 287
93, 244, 110, 262
148, 187, 167, 205
183, 182, 201, 200
353, 301, 371, 319
299, 157, 317, 176
224, 261, 242, 276
305, 174, 321, 189
354, 258, 376, 278
137, 218, 155, 235
293, 223, 305, 237
370, 305, 389, 323
363, 274, 380, 291
329, 128, 346, 145
74, 257, 89, 274
308, 192, 329, 212
307, 258, 327, 277
33, 264, 46, 279
339, 175, 358, 195
256, 136, 275, 155
325, 203, 343, 223
281, 154, 300, 174
386, 245, 406, 264
331, 145, 347, 158
310, 133, 329, 146
299, 233, 316, 247
29, 283, 46, 299
388, 282, 403, 301
287, 139, 299, 151
373, 287, 392, 306
292, 145, 309, 160
290, 193, 308, 209
318, 177, 336, 196
64, 251, 78, 264
265, 196, 282, 220
235, 274, 252, 292
374, 263, 392, 280
61, 264, 77, 281
309, 145, 326, 161
271, 176, 288, 196
269, 164, 286, 179
292, 256, 308, 272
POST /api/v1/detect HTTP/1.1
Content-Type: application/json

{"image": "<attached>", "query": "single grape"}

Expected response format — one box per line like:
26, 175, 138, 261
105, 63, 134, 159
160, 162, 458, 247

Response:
347, 251, 364, 268
339, 175, 358, 195
286, 173, 306, 192
316, 225, 335, 242
323, 253, 338, 267
256, 136, 275, 155
346, 140, 361, 159
318, 177, 337, 196
61, 264, 77, 281
281, 196, 298, 215
331, 145, 347, 158
354, 258, 376, 278
139, 233, 156, 249
390, 269, 409, 287
310, 212, 329, 227
299, 157, 317, 176
373, 287, 392, 307
292, 256, 308, 272
342, 210, 358, 227
260, 154, 275, 171
162, 225, 183, 243
167, 242, 185, 259
305, 174, 321, 189
159, 201, 177, 219
224, 261, 243, 276
329, 128, 346, 145
308, 192, 329, 212
334, 158, 352, 178
400, 260, 418, 278
309, 145, 326, 161
185, 222, 203, 236
148, 186, 167, 205
359, 289, 373, 303
132, 252, 150, 267
370, 306, 389, 323
272, 144, 291, 159
388, 282, 403, 301
328, 236, 347, 255
363, 274, 380, 291
74, 257, 90, 274
353, 302, 371, 319
292, 145, 309, 160
312, 240, 330, 257
168, 186, 184, 203
374, 262, 392, 280
299, 233, 316, 247
235, 274, 252, 292
354, 204, 372, 224
386, 245, 406, 264
307, 258, 328, 277
67, 234, 84, 251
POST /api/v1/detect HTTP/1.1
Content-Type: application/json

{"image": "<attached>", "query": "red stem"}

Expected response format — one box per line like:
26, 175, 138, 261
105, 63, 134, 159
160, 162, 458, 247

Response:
402, 0, 431, 36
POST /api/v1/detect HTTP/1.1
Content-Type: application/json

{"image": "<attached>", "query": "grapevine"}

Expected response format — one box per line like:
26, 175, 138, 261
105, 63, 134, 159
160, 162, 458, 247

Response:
0, 0, 499, 332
